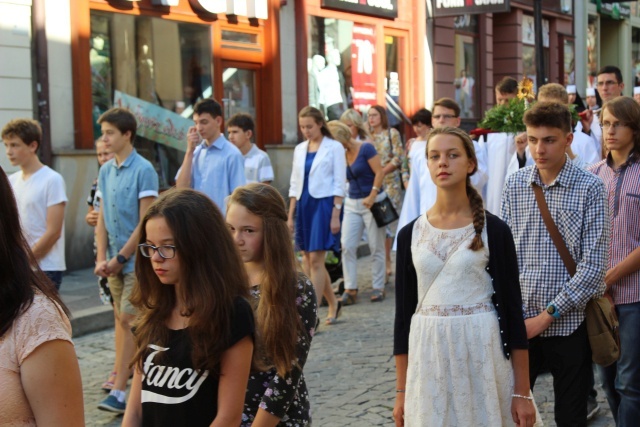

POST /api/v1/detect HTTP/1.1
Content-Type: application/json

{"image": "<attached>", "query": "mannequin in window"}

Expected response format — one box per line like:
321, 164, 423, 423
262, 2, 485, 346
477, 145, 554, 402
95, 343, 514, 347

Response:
455, 69, 474, 119
90, 35, 112, 137
308, 56, 324, 109
318, 48, 347, 120
137, 43, 158, 104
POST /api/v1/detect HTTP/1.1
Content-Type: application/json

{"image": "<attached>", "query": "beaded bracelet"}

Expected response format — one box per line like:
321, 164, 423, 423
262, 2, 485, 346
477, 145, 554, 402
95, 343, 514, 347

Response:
396, 389, 406, 393
512, 394, 534, 401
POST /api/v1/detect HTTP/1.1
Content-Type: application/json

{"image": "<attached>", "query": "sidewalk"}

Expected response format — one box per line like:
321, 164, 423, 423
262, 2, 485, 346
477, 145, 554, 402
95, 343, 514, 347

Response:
76, 253, 614, 426
59, 268, 115, 338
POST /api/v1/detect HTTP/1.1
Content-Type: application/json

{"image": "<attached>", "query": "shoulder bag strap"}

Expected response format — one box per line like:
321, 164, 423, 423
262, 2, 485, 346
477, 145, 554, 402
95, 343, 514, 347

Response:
532, 183, 577, 277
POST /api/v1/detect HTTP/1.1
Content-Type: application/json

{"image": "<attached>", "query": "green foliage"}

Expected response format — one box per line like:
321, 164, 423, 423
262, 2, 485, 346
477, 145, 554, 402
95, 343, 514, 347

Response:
478, 98, 527, 133
479, 99, 581, 133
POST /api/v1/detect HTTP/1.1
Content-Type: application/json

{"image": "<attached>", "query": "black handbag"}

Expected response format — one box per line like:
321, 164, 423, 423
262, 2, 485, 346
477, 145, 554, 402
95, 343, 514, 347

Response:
369, 195, 399, 227
346, 161, 399, 228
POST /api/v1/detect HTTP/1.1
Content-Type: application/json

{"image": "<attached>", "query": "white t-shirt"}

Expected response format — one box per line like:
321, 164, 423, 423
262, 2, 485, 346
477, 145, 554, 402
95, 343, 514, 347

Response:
9, 166, 67, 271
244, 144, 274, 183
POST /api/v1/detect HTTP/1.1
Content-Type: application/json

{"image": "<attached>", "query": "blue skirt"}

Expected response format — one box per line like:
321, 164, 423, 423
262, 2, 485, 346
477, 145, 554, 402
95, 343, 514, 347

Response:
295, 188, 338, 253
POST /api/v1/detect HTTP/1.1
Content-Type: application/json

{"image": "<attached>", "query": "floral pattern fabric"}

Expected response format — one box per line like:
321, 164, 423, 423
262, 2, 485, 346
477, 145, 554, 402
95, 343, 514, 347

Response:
372, 128, 404, 209
372, 128, 404, 236
241, 274, 317, 426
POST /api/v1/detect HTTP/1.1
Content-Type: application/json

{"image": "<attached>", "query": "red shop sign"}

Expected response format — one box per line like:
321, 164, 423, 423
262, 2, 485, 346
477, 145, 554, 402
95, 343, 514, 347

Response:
351, 24, 377, 113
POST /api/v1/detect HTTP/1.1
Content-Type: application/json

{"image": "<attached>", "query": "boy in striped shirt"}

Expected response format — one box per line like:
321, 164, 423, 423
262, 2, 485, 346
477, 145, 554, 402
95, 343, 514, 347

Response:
588, 96, 640, 425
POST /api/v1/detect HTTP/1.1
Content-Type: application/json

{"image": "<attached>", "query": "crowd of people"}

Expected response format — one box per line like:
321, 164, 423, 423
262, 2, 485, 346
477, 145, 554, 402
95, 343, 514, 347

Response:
1, 63, 638, 426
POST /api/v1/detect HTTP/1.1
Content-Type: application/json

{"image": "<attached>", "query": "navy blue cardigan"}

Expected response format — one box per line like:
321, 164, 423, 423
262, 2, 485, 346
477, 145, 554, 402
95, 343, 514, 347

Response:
393, 211, 528, 359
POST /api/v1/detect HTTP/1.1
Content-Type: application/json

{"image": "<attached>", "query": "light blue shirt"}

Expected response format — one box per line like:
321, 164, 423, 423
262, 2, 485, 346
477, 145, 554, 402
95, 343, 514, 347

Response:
185, 135, 246, 214
97, 149, 159, 274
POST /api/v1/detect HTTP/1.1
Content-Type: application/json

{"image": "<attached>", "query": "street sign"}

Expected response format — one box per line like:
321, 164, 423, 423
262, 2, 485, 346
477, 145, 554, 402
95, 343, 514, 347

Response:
321, 0, 398, 20
432, 0, 510, 18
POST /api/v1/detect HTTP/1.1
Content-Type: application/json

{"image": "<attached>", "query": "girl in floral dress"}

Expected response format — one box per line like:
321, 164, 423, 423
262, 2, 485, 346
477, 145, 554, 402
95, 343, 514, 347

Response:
227, 183, 318, 426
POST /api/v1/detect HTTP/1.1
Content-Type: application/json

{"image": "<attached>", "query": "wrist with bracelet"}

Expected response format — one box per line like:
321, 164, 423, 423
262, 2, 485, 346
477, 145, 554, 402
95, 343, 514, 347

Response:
396, 389, 405, 393
512, 394, 533, 401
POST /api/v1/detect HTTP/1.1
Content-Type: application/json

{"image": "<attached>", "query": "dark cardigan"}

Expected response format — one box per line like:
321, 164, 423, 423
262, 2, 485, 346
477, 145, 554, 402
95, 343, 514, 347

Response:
393, 211, 528, 359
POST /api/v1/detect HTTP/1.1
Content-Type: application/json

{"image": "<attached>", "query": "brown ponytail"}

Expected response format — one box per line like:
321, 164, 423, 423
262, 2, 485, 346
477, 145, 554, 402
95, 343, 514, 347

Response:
466, 177, 485, 250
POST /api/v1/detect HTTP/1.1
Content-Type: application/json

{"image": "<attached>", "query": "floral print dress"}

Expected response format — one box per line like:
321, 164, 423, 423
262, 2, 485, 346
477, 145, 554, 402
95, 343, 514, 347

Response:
372, 127, 405, 235
241, 274, 318, 426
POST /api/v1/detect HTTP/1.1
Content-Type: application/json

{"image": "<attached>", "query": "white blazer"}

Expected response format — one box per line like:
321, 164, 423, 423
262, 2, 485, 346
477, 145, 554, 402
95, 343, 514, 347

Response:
289, 136, 347, 200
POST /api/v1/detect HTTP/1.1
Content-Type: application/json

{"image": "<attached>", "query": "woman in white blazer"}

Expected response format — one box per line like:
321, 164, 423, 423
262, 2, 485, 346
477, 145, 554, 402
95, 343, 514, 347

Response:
288, 106, 346, 325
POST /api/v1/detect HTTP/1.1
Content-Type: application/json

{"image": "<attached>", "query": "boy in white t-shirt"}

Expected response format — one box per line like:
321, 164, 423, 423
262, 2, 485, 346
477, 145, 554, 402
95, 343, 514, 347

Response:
2, 119, 67, 289
227, 113, 274, 184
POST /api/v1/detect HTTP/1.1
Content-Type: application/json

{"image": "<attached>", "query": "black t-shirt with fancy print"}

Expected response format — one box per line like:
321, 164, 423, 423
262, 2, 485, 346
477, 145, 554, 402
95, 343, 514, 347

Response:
141, 297, 254, 427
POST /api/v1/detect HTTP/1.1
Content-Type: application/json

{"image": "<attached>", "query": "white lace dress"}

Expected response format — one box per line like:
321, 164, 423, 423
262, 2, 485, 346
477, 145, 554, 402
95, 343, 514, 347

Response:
405, 216, 514, 426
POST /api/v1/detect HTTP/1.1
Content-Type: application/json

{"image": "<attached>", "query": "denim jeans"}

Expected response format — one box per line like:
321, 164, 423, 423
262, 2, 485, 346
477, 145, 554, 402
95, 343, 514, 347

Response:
596, 300, 640, 427
44, 270, 63, 291
341, 194, 386, 291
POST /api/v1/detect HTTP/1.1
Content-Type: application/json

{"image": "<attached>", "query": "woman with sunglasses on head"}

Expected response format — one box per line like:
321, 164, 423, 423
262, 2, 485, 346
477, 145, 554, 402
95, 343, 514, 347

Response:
367, 105, 404, 280
122, 188, 254, 427
327, 120, 386, 304
226, 183, 317, 426
0, 166, 84, 426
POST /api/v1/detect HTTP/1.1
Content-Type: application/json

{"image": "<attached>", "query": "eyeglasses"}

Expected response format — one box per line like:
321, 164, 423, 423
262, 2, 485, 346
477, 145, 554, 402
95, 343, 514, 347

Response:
138, 244, 176, 259
433, 114, 457, 120
600, 122, 627, 131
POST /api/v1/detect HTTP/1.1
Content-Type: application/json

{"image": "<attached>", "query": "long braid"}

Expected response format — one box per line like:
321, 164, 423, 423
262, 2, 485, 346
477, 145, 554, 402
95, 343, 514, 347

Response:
466, 176, 485, 250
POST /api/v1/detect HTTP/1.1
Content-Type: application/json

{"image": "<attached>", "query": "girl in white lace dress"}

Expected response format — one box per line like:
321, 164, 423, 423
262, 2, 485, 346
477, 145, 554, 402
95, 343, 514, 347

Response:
393, 127, 537, 427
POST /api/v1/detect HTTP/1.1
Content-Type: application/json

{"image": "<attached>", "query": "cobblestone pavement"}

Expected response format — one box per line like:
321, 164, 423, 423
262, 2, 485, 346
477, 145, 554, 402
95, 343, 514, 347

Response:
76, 255, 615, 426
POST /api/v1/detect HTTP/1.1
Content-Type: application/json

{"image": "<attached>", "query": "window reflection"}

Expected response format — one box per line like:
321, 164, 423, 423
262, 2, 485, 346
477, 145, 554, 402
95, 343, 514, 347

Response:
89, 12, 213, 189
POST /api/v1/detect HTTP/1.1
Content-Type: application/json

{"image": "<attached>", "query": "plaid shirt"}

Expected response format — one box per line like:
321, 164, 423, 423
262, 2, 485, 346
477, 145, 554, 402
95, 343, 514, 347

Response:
501, 156, 608, 337
588, 152, 640, 305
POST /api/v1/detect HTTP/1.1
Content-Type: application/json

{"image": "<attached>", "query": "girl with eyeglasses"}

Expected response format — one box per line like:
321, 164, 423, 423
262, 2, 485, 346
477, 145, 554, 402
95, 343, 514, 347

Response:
226, 183, 317, 426
122, 188, 254, 427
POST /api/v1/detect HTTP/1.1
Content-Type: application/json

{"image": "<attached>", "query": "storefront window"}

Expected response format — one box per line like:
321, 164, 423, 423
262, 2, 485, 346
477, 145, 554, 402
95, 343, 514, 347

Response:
563, 38, 575, 85
633, 28, 640, 87
308, 17, 354, 119
587, 16, 598, 88
90, 12, 213, 189
453, 15, 479, 119
522, 15, 550, 91
385, 35, 405, 128
223, 68, 257, 125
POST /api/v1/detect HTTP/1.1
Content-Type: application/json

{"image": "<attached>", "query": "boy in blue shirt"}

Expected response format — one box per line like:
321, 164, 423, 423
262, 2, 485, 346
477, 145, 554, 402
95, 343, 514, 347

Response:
176, 99, 245, 215
95, 108, 158, 413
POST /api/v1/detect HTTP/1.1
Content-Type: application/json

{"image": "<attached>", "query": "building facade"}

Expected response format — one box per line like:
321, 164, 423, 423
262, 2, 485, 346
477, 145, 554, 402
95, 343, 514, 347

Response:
430, 0, 574, 128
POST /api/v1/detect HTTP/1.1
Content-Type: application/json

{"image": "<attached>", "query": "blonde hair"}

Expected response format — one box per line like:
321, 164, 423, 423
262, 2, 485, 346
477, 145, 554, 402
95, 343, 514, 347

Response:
340, 109, 371, 141
538, 83, 569, 104
327, 120, 352, 145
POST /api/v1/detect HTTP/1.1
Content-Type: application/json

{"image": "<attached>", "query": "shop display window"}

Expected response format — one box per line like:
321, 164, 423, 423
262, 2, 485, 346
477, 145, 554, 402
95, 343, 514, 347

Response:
453, 15, 479, 119
563, 38, 575, 85
587, 16, 598, 88
90, 11, 213, 189
308, 16, 356, 119
633, 28, 640, 87
223, 68, 257, 126
522, 15, 550, 91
